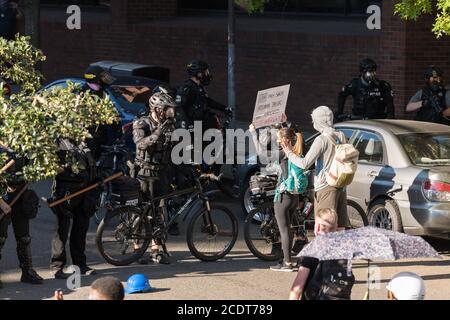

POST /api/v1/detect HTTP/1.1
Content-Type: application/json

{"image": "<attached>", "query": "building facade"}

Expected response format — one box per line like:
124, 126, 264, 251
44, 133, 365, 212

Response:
36, 0, 450, 129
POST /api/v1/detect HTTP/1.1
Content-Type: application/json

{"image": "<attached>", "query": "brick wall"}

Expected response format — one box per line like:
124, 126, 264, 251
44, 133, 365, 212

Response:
124, 0, 177, 22
38, 0, 450, 130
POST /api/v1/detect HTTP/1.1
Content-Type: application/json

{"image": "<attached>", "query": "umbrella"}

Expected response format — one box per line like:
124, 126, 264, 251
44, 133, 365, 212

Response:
297, 226, 441, 299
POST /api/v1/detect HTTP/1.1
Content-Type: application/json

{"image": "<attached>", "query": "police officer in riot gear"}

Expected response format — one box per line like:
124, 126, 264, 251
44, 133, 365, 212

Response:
131, 90, 177, 261
176, 60, 231, 130
406, 66, 450, 125
336, 58, 395, 120
0, 150, 43, 287
83, 65, 116, 95
50, 139, 99, 279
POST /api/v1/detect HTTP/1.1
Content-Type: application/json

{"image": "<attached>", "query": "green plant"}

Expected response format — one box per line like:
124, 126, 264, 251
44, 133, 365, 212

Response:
235, 0, 269, 13
0, 36, 119, 190
395, 0, 450, 37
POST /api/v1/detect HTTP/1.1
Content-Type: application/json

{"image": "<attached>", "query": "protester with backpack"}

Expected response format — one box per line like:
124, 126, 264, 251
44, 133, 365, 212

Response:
281, 106, 358, 228
289, 208, 355, 300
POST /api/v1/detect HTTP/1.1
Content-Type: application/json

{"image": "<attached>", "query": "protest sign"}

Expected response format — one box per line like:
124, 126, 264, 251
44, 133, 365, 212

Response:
252, 84, 290, 128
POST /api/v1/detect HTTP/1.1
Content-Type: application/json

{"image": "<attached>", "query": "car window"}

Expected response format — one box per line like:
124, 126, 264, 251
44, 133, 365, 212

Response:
397, 133, 450, 166
353, 131, 384, 165
109, 86, 151, 117
337, 128, 356, 142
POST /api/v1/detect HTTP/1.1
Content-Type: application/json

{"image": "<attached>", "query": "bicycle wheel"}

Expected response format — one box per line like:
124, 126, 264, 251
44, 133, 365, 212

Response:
186, 204, 238, 261
96, 205, 151, 266
244, 204, 283, 262
94, 192, 108, 225
347, 200, 369, 228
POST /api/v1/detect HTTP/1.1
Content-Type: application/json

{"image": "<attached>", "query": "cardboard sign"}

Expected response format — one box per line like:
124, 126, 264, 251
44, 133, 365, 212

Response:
252, 84, 290, 128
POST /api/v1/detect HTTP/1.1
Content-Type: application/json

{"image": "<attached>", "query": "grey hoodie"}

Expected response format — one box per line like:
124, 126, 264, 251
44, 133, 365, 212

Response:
286, 106, 346, 191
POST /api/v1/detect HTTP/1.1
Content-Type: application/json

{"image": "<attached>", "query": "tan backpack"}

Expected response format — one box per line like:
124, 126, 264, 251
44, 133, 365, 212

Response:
324, 134, 359, 188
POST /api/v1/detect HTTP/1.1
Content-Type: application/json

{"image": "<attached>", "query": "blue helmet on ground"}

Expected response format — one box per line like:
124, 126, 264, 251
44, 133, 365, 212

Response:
124, 274, 152, 294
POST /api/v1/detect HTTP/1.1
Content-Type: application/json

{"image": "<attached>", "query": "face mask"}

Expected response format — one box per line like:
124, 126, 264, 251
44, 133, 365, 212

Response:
363, 71, 377, 83
165, 107, 175, 119
200, 70, 212, 86
88, 83, 101, 91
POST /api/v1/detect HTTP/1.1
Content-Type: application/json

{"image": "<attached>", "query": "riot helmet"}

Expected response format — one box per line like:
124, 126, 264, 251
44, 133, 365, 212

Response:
359, 58, 378, 84
187, 60, 212, 86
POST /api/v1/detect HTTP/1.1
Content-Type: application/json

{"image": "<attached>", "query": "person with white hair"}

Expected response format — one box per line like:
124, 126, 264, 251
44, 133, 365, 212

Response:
281, 106, 350, 228
387, 272, 425, 300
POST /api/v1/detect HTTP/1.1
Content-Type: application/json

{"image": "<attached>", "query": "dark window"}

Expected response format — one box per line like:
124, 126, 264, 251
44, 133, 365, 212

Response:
40, 0, 110, 6
179, 0, 381, 15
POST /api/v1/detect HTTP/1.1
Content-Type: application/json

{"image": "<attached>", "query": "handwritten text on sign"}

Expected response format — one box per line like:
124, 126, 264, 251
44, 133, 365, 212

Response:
252, 84, 290, 129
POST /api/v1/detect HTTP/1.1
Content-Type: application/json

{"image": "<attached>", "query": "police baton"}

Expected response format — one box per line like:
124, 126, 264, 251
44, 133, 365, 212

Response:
0, 159, 17, 218
0, 159, 16, 174
43, 172, 124, 209
0, 183, 30, 222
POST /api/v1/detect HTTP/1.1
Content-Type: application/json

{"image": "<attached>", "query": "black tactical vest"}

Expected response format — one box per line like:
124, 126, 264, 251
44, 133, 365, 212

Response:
416, 86, 447, 124
353, 79, 388, 119
135, 117, 173, 166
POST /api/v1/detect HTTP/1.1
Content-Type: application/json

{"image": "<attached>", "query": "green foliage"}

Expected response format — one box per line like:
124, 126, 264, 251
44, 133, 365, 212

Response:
395, 0, 450, 37
0, 36, 119, 188
0, 35, 46, 93
235, 0, 269, 13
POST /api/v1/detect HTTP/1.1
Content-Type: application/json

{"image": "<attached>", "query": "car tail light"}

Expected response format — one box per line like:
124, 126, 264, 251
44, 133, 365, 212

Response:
122, 122, 133, 134
422, 180, 450, 202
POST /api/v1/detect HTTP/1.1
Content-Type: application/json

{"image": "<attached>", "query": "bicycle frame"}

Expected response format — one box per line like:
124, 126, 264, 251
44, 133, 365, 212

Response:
140, 176, 217, 234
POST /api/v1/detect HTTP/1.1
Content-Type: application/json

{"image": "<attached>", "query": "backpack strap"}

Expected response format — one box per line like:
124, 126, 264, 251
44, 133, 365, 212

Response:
323, 133, 340, 146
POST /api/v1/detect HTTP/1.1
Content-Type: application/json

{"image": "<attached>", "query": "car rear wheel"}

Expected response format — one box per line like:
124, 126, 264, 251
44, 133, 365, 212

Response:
368, 198, 403, 232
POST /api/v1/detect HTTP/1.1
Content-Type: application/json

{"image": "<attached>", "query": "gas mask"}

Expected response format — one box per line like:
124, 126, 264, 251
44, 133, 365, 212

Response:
154, 106, 175, 124
363, 71, 377, 84
427, 77, 443, 92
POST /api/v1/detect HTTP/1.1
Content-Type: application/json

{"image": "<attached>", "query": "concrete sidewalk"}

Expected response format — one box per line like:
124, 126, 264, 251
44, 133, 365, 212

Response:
0, 181, 449, 300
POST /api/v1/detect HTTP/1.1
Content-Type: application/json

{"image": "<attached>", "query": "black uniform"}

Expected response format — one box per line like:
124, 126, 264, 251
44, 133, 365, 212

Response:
412, 85, 450, 125
0, 151, 41, 285
132, 116, 175, 203
50, 140, 98, 270
80, 83, 122, 160
337, 78, 395, 119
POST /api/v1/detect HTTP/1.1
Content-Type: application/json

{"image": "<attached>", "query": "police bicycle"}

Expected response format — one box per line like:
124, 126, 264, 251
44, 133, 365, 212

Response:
94, 144, 130, 225
96, 172, 239, 266
244, 173, 368, 262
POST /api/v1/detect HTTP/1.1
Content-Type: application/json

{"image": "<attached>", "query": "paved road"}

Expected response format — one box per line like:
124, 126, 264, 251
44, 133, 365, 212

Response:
1, 180, 449, 300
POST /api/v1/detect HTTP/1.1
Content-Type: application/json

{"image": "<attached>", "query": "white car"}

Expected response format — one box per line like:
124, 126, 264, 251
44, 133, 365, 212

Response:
334, 120, 450, 238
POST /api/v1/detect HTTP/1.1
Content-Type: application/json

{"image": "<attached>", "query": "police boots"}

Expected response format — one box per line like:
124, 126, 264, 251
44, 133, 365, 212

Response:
17, 237, 43, 285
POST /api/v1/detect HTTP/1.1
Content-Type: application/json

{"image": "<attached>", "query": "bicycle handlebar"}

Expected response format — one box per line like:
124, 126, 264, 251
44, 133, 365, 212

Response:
100, 144, 127, 153
199, 173, 223, 182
